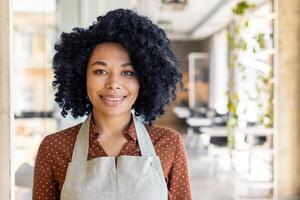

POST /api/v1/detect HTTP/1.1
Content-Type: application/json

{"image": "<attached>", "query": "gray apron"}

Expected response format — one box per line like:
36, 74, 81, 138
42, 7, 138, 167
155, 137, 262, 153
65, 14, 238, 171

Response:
60, 110, 168, 200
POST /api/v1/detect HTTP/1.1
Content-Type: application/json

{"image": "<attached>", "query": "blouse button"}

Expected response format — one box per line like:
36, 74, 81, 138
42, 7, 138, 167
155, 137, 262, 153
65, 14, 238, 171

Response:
150, 162, 154, 167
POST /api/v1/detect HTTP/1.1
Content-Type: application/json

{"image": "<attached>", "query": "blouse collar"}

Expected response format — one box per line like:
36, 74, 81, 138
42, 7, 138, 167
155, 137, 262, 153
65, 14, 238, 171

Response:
89, 114, 137, 141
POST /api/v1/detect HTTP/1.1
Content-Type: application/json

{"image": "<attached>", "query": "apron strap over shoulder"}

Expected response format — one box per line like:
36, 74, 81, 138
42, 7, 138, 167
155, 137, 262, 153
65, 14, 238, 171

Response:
71, 113, 91, 163
131, 110, 157, 156
71, 110, 157, 163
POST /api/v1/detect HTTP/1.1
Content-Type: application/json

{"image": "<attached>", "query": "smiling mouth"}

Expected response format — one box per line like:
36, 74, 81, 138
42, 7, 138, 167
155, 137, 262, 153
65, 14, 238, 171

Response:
99, 95, 128, 107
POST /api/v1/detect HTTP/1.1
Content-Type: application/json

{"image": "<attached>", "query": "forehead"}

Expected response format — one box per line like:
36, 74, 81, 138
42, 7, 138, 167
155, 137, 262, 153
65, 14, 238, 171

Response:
89, 42, 130, 60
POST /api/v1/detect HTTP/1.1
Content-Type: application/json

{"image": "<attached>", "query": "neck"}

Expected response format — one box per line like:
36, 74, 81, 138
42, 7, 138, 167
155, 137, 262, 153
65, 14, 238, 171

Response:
91, 109, 132, 137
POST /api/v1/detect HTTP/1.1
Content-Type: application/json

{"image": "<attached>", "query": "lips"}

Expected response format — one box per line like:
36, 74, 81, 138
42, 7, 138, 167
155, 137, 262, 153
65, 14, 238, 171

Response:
99, 95, 127, 107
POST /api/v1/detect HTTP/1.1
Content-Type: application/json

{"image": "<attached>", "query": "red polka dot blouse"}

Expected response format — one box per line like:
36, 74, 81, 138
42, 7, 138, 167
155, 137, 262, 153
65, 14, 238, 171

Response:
32, 117, 192, 200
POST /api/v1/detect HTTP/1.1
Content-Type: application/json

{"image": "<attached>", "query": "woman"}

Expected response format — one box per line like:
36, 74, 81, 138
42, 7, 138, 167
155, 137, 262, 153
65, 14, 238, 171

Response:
33, 9, 192, 200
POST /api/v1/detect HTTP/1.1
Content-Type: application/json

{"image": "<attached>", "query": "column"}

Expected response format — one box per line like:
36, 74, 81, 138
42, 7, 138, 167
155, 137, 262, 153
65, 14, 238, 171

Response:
278, 0, 300, 199
0, 0, 14, 199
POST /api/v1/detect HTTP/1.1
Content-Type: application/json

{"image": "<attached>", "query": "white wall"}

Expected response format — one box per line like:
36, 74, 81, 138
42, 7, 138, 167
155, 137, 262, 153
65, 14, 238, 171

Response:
209, 29, 228, 114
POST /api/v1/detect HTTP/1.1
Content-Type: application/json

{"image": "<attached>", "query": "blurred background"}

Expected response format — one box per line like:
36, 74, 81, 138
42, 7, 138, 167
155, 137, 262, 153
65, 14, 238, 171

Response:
3, 0, 298, 199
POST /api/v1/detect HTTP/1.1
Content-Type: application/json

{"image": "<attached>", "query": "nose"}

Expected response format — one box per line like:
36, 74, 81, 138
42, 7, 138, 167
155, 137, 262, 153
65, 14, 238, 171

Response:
105, 82, 121, 90
105, 74, 121, 90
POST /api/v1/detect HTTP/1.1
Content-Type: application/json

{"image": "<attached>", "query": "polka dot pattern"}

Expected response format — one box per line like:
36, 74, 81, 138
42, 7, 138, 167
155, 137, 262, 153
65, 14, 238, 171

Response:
32, 117, 192, 200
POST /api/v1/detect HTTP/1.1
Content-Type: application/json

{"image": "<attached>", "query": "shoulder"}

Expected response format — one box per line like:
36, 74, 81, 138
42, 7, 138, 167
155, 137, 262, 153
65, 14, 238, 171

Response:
144, 124, 183, 147
37, 123, 82, 155
44, 123, 81, 142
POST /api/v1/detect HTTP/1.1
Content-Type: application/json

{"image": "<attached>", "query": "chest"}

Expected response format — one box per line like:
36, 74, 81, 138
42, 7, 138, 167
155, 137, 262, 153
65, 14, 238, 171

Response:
57, 136, 172, 192
96, 134, 129, 157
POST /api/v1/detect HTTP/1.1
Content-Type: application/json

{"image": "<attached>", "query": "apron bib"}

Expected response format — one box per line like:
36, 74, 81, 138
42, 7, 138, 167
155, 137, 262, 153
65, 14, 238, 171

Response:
60, 110, 168, 200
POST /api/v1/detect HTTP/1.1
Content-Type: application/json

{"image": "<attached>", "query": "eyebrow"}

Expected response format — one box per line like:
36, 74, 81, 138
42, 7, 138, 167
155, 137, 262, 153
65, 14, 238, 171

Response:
90, 61, 133, 68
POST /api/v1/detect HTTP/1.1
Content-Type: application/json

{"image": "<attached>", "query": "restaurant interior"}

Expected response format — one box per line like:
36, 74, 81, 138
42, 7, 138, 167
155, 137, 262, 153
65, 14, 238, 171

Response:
0, 0, 299, 199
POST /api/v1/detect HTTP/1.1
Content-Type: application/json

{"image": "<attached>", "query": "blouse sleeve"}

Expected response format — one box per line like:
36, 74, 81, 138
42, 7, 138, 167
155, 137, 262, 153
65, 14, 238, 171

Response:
32, 136, 60, 199
168, 134, 192, 200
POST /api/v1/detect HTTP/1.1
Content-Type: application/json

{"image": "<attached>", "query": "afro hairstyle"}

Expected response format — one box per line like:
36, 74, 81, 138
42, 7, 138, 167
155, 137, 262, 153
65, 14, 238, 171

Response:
52, 8, 183, 124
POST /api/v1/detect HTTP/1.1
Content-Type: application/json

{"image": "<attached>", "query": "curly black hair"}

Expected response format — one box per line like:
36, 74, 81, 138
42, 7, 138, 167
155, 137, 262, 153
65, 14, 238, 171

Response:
52, 8, 183, 124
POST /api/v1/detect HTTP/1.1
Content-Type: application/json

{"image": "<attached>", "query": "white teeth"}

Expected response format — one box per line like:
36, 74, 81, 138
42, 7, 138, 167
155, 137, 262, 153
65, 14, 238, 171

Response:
102, 96, 124, 101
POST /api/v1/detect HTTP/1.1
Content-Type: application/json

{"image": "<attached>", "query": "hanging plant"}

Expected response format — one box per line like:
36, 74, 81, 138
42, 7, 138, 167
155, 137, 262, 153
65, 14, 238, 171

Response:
256, 33, 266, 49
252, 29, 274, 129
227, 0, 256, 150
232, 1, 256, 15
256, 67, 274, 128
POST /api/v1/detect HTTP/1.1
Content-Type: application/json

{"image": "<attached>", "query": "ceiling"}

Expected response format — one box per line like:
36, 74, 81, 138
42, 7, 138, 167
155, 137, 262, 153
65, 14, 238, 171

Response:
95, 0, 269, 40
158, 0, 270, 40
14, 0, 269, 41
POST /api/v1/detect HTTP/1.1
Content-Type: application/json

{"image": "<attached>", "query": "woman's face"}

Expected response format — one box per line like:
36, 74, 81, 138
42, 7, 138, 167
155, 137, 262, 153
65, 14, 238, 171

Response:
86, 42, 140, 117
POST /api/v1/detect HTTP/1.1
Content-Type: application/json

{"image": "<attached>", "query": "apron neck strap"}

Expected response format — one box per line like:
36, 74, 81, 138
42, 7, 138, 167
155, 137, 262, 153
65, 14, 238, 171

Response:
131, 111, 156, 156
71, 113, 91, 163
72, 111, 157, 162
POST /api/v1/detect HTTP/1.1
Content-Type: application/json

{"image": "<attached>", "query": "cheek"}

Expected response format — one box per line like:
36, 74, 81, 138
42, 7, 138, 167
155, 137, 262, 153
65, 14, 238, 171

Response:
86, 73, 103, 88
131, 80, 140, 95
86, 76, 103, 99
86, 71, 93, 86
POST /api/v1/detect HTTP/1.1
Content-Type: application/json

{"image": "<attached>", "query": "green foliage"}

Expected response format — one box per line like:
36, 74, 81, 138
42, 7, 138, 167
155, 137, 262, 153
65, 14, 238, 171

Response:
227, 0, 257, 149
232, 1, 256, 15
256, 33, 266, 49
256, 68, 274, 128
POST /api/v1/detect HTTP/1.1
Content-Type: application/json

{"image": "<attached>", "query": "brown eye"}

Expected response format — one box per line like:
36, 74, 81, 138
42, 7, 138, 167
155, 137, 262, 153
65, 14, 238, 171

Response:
122, 71, 136, 77
94, 69, 107, 75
